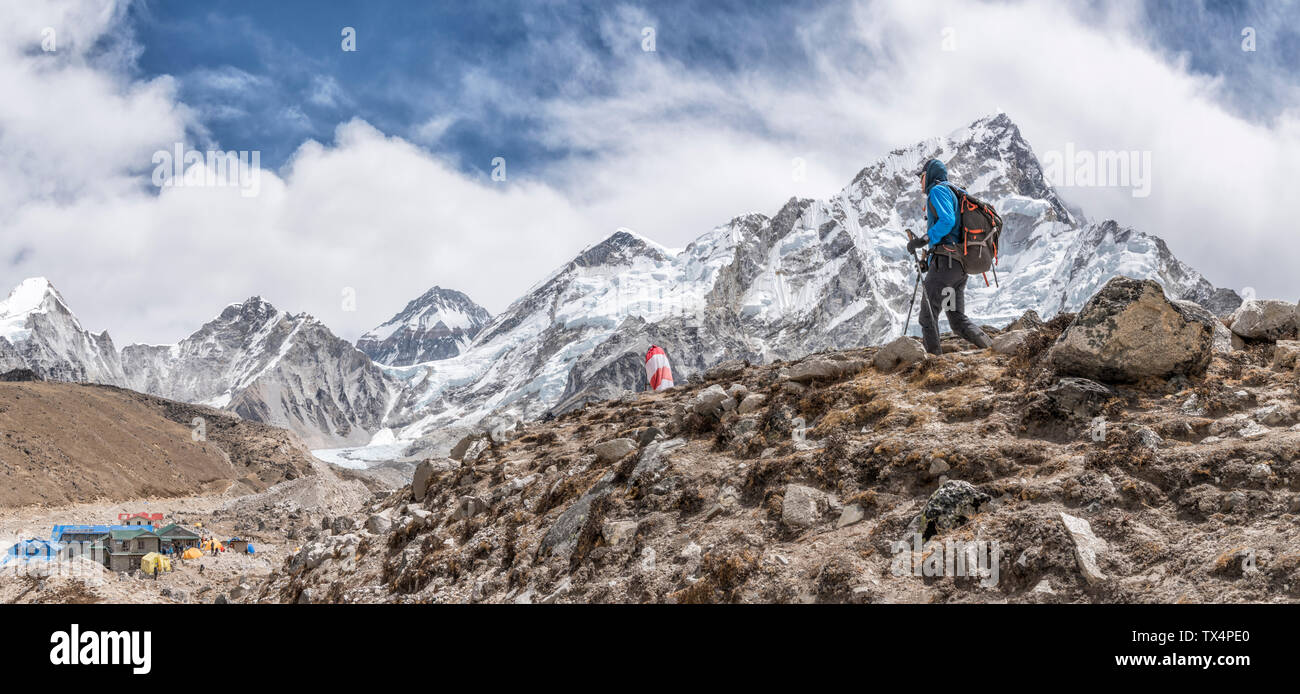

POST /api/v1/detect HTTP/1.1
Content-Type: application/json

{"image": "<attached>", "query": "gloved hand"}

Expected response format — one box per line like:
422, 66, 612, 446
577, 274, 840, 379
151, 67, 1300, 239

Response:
906, 236, 928, 253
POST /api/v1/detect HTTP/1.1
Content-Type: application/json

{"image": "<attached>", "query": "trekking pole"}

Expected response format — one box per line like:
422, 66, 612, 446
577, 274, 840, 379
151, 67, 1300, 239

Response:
903, 271, 921, 337
901, 229, 927, 336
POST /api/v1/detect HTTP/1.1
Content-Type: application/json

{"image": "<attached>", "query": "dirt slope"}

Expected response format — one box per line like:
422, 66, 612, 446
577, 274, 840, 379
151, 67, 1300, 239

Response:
261, 313, 1300, 604
0, 381, 317, 508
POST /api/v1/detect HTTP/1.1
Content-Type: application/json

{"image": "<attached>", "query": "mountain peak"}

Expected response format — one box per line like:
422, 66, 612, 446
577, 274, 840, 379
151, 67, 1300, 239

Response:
576, 228, 675, 268
0, 277, 67, 318
358, 285, 491, 366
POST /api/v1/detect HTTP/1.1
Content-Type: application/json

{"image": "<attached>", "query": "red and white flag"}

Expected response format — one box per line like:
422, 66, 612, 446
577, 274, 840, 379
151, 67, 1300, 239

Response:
644, 345, 674, 391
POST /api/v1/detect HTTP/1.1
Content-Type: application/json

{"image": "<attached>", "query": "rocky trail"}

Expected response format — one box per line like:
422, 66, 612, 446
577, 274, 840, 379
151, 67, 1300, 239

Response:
258, 278, 1300, 604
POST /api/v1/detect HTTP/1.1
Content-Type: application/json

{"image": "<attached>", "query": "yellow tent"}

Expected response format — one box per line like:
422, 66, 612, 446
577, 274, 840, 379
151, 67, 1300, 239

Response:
141, 552, 172, 574
182, 547, 202, 560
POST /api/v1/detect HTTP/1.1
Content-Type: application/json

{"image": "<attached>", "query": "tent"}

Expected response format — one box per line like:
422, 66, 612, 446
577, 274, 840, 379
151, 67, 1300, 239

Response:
182, 547, 203, 560
141, 552, 171, 574
246, 544, 255, 554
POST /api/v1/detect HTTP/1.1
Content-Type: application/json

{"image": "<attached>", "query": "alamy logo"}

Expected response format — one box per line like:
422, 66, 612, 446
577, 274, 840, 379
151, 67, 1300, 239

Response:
1041, 143, 1152, 198
890, 533, 1001, 587
50, 624, 152, 675
151, 143, 261, 197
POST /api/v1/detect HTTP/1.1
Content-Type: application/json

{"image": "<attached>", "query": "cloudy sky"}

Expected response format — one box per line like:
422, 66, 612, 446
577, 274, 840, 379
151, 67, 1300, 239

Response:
3, 0, 1298, 345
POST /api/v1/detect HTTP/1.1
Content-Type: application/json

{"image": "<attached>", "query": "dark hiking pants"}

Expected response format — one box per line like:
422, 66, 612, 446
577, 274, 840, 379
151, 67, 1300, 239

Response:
917, 254, 993, 355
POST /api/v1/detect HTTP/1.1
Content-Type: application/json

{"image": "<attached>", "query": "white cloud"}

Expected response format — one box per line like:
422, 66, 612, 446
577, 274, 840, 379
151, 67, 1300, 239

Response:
1, 0, 1297, 349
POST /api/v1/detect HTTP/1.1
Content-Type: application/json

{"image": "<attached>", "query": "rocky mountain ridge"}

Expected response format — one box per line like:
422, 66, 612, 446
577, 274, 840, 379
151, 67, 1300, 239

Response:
257, 278, 1300, 604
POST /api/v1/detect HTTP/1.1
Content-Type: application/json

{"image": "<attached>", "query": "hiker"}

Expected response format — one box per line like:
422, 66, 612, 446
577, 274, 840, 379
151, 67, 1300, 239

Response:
907, 158, 994, 355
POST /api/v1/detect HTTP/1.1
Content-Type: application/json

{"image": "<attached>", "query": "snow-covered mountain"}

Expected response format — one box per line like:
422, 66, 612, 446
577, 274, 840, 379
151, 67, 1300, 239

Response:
2, 113, 1242, 464
357, 287, 490, 366
0, 278, 125, 384
120, 298, 392, 448
352, 112, 1238, 461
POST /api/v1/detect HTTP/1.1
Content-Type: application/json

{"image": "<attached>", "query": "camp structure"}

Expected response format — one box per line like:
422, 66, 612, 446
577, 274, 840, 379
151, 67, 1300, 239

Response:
52, 524, 149, 563
181, 547, 203, 560
119, 512, 164, 527
141, 552, 171, 575
101, 528, 162, 573
157, 523, 202, 553
201, 538, 224, 553
227, 538, 250, 554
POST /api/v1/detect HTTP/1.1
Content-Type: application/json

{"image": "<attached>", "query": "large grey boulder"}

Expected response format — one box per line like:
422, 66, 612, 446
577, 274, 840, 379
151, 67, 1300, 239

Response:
1046, 377, 1115, 419
788, 357, 866, 383
737, 393, 767, 415
991, 329, 1031, 355
1174, 300, 1234, 354
1047, 277, 1214, 382
692, 385, 733, 417
1229, 299, 1297, 341
781, 484, 828, 530
920, 480, 990, 536
873, 337, 927, 372
593, 438, 637, 464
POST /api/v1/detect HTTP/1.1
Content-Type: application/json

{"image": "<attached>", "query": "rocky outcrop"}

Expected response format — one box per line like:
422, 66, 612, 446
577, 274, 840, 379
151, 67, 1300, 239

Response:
918, 481, 990, 538
781, 484, 829, 530
1229, 299, 1297, 341
788, 358, 866, 383
991, 329, 1031, 355
873, 337, 927, 372
1175, 300, 1235, 354
258, 312, 1300, 605
1048, 277, 1214, 382
593, 438, 637, 464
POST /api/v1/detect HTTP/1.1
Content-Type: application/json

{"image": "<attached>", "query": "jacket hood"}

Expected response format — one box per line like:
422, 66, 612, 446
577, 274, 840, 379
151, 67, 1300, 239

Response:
922, 158, 949, 191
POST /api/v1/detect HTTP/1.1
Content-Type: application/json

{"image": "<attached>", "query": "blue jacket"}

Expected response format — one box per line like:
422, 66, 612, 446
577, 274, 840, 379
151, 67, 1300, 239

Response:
923, 159, 960, 248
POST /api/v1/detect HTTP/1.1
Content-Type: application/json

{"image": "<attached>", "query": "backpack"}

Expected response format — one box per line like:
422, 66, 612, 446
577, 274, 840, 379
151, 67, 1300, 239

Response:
930, 182, 1003, 285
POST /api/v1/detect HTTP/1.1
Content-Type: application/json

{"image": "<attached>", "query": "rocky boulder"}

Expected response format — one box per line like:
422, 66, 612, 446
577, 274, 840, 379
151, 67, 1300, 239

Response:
1047, 277, 1214, 382
1174, 300, 1235, 354
873, 337, 927, 373
788, 357, 866, 383
1006, 309, 1045, 332
737, 393, 766, 415
1229, 299, 1297, 341
1274, 340, 1300, 371
1045, 377, 1115, 420
593, 437, 637, 464
692, 385, 734, 417
991, 329, 1031, 356
780, 484, 828, 530
1060, 512, 1108, 585
919, 480, 990, 537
